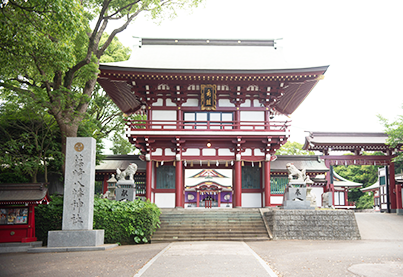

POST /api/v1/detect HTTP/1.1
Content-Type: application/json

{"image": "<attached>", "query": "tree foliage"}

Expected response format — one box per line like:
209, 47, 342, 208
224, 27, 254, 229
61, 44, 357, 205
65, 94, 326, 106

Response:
379, 105, 403, 162
0, 0, 202, 174
0, 96, 63, 183
275, 141, 315, 155
333, 153, 381, 209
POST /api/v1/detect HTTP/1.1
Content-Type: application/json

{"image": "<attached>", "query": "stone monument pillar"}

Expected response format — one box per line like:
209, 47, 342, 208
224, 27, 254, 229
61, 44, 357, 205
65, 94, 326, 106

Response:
48, 137, 104, 247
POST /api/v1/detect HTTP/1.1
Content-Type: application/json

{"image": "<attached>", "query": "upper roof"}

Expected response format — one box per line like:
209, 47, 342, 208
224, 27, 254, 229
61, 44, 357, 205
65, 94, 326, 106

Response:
101, 38, 328, 72
303, 132, 398, 154
98, 38, 328, 116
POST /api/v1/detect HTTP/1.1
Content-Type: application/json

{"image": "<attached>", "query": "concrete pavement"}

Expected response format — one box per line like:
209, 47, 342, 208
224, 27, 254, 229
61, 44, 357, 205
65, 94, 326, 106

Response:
134, 241, 276, 277
1, 212, 403, 276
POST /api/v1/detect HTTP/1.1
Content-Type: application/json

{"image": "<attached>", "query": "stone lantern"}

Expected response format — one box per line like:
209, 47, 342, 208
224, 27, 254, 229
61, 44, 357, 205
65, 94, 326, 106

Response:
106, 174, 117, 200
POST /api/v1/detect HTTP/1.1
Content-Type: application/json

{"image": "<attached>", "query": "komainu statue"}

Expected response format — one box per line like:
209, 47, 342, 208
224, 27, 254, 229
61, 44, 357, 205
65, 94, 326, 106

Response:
286, 163, 307, 182
116, 163, 138, 181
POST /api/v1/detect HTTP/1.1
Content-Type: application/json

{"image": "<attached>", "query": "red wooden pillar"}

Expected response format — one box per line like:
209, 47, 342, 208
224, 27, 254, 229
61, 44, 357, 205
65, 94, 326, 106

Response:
235, 108, 240, 129
264, 161, 271, 207
234, 160, 242, 208
146, 161, 152, 201
196, 192, 200, 207
389, 164, 397, 210
344, 188, 349, 206
175, 160, 183, 208
218, 191, 221, 207
22, 205, 37, 243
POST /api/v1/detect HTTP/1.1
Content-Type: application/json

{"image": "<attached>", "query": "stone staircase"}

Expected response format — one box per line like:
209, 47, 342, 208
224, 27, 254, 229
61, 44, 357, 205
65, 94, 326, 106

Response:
151, 208, 270, 243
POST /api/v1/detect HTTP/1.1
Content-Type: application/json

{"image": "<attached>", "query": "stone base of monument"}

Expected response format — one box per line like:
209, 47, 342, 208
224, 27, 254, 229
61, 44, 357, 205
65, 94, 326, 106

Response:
263, 209, 361, 240
47, 229, 104, 247
281, 184, 315, 210
28, 230, 118, 253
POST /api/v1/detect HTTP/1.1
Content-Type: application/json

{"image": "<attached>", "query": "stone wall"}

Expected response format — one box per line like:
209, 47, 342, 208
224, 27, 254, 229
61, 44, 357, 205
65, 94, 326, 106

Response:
264, 210, 361, 240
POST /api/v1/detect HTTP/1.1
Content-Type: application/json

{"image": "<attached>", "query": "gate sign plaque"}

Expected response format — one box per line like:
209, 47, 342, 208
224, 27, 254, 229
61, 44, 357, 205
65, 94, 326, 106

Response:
201, 84, 216, 110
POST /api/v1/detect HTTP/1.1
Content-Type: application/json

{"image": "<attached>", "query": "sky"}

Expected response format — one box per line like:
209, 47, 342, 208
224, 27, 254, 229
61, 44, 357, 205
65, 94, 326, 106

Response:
105, 0, 403, 147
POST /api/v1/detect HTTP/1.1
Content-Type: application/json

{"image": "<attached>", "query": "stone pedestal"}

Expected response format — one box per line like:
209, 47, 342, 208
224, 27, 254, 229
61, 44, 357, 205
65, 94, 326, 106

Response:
282, 182, 315, 210
116, 180, 136, 201
48, 230, 104, 247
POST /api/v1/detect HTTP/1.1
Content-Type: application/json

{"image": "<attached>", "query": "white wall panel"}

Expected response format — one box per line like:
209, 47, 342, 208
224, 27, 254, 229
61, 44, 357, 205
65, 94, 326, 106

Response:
240, 99, 251, 107
152, 99, 163, 106
182, 99, 199, 107
202, 148, 216, 156
182, 148, 200, 156
242, 193, 261, 208
311, 187, 323, 207
254, 149, 265, 156
152, 148, 163, 156
152, 110, 176, 129
155, 193, 175, 208
270, 196, 283, 205
165, 148, 175, 156
243, 149, 252, 156
166, 98, 176, 107
253, 99, 261, 107
218, 99, 234, 107
218, 148, 232, 156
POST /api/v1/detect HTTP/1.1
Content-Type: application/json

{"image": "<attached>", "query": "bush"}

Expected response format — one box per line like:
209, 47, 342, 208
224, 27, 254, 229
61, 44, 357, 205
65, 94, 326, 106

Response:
35, 195, 63, 244
35, 196, 160, 245
93, 197, 160, 244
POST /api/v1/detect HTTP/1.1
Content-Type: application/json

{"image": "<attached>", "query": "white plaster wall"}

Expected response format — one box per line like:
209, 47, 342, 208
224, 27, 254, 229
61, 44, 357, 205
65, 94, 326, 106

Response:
218, 148, 232, 156
242, 193, 262, 208
254, 149, 265, 156
182, 148, 200, 156
243, 149, 252, 156
218, 99, 234, 107
253, 99, 261, 107
152, 99, 163, 106
152, 110, 176, 129
152, 148, 163, 156
240, 111, 264, 130
165, 148, 175, 156
310, 187, 323, 207
166, 98, 176, 107
240, 99, 251, 107
155, 193, 175, 208
182, 99, 199, 107
270, 196, 283, 205
202, 148, 216, 156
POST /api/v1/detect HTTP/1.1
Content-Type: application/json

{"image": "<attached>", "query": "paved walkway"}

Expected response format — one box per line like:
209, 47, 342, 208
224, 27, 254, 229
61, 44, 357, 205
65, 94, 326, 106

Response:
134, 241, 276, 277
1, 212, 403, 277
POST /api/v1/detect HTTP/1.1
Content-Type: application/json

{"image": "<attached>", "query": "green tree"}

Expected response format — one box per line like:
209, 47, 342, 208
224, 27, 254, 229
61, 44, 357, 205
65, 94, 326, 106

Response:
0, 97, 62, 183
0, 0, 202, 174
333, 153, 381, 209
275, 141, 315, 155
379, 106, 403, 163
110, 130, 136, 155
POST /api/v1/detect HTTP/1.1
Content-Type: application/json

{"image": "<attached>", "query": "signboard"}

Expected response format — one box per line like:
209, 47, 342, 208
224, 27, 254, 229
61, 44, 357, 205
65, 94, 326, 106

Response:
201, 84, 216, 110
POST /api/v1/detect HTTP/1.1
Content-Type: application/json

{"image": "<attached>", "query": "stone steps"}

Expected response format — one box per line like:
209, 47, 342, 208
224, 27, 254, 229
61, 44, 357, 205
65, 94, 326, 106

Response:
152, 208, 270, 243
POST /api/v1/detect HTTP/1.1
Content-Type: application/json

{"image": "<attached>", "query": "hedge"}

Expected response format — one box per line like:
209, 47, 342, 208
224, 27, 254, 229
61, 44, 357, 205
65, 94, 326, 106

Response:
35, 196, 161, 245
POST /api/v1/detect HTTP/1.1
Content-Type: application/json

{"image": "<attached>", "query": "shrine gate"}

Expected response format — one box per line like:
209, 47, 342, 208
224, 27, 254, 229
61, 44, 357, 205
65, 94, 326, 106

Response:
98, 38, 328, 208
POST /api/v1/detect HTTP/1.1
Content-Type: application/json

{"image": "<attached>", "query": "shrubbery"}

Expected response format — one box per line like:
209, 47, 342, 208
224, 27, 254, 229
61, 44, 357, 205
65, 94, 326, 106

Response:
35, 196, 160, 245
